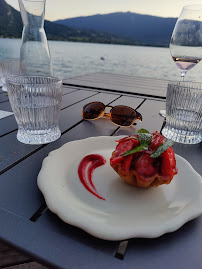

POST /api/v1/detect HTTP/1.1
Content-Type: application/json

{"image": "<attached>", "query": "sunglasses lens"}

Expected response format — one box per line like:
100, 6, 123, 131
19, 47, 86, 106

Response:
83, 102, 105, 119
111, 106, 137, 126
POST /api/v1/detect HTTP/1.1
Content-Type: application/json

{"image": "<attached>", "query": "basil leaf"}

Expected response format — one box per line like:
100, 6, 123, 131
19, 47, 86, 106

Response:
138, 132, 152, 146
122, 127, 174, 158
137, 129, 152, 149
137, 128, 150, 134
150, 139, 175, 158
123, 130, 152, 156
123, 145, 146, 156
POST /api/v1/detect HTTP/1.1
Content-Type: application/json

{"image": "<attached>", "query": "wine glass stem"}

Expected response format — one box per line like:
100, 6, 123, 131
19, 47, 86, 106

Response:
181, 71, 186, 81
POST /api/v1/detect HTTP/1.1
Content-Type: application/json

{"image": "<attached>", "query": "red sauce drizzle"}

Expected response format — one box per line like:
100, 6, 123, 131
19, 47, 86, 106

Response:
78, 154, 106, 200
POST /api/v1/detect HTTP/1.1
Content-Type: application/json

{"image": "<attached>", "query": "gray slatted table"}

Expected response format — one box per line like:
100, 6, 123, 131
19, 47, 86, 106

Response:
0, 74, 201, 269
63, 72, 169, 98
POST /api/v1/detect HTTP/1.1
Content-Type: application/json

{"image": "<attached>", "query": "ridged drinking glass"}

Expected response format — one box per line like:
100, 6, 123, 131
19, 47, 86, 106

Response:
162, 82, 202, 144
0, 59, 25, 92
6, 76, 62, 145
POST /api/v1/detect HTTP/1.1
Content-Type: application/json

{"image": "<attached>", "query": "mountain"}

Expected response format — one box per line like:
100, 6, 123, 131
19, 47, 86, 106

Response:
0, 0, 135, 45
55, 12, 178, 47
0, 0, 22, 37
44, 21, 136, 44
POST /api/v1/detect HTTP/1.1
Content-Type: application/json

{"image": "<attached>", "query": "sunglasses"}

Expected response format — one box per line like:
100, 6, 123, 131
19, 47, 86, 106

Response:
82, 102, 142, 127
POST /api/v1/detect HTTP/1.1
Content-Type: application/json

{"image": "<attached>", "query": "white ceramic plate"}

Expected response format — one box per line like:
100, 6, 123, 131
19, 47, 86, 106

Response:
37, 136, 202, 241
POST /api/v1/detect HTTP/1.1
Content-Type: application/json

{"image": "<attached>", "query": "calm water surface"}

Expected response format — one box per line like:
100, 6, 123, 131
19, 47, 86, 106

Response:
1, 38, 202, 82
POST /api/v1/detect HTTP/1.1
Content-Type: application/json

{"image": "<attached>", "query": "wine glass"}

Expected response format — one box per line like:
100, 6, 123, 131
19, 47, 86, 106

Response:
170, 5, 202, 80
160, 5, 202, 118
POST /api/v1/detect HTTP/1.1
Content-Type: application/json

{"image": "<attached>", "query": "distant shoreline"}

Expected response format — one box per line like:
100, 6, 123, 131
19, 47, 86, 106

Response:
0, 37, 169, 48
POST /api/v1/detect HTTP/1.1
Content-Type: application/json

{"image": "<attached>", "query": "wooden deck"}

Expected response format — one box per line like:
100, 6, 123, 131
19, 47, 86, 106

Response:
0, 241, 48, 268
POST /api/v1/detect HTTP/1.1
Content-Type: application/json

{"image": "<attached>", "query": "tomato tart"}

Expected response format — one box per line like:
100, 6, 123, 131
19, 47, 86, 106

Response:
110, 130, 178, 188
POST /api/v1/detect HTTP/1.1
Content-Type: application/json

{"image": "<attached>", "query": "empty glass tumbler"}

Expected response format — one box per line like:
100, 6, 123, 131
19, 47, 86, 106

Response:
162, 82, 202, 144
0, 59, 24, 91
6, 76, 62, 145
18, 0, 53, 76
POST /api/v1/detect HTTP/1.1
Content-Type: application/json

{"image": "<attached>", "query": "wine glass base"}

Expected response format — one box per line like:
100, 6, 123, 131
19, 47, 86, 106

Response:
159, 110, 166, 118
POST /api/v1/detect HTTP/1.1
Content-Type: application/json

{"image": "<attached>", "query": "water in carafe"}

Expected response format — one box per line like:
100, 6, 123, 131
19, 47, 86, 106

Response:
18, 0, 53, 76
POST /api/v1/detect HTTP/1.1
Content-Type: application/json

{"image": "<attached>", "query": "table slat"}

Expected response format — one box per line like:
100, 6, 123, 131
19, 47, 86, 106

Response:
125, 217, 202, 269
61, 89, 98, 109
173, 143, 202, 175
66, 73, 168, 90
65, 72, 169, 87
0, 116, 18, 137
63, 72, 169, 98
37, 210, 119, 258
0, 208, 127, 269
0, 92, 9, 103
0, 101, 12, 112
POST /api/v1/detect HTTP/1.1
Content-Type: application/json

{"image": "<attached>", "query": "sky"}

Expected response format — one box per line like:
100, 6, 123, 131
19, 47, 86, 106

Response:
5, 0, 202, 21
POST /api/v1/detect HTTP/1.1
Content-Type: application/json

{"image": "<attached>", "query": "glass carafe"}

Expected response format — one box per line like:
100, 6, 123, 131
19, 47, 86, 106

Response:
18, 0, 53, 76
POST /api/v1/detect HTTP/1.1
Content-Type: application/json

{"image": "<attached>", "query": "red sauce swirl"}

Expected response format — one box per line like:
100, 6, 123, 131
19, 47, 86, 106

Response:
78, 154, 106, 200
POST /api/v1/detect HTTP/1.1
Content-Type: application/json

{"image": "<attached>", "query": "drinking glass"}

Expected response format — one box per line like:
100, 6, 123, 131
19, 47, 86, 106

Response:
0, 59, 25, 91
170, 5, 202, 80
162, 81, 202, 144
6, 76, 62, 145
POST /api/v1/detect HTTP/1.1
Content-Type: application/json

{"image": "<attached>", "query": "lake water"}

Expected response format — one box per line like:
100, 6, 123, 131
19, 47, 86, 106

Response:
1, 38, 202, 82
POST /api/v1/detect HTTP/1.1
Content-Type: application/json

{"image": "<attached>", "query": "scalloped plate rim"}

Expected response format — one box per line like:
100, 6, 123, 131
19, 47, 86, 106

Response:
37, 136, 202, 241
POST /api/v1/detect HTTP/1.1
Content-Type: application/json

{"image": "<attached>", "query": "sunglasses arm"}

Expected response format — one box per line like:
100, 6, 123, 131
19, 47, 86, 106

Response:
136, 112, 142, 122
